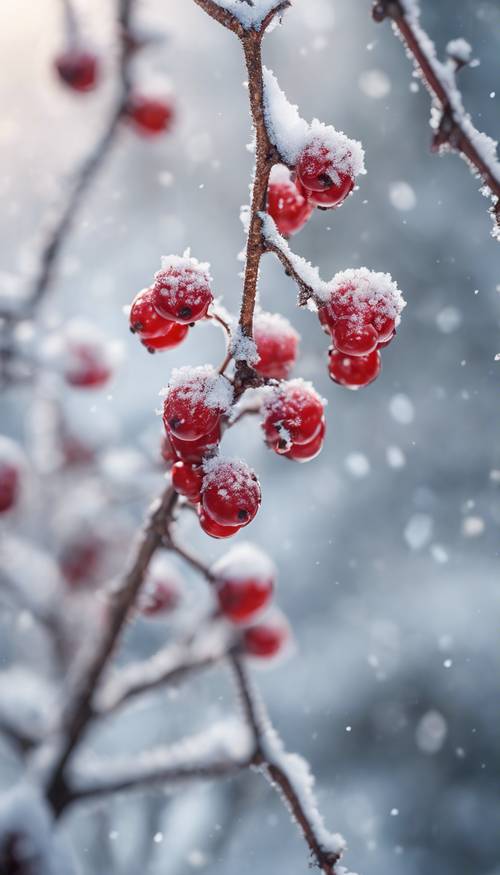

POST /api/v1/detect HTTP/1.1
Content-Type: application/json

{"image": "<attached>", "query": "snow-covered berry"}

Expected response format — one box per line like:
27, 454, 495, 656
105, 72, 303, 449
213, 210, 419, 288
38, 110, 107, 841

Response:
0, 437, 24, 514
282, 417, 325, 463
266, 165, 313, 236
127, 94, 175, 136
169, 422, 222, 464
297, 140, 355, 209
242, 613, 289, 659
54, 49, 99, 92
171, 460, 203, 502
198, 506, 241, 540
201, 458, 261, 528
253, 311, 299, 380
212, 543, 275, 624
152, 255, 213, 324
318, 268, 405, 355
262, 379, 325, 453
162, 366, 233, 442
328, 348, 381, 389
59, 537, 103, 587
138, 557, 182, 616
161, 433, 177, 465
129, 286, 173, 339
140, 322, 189, 353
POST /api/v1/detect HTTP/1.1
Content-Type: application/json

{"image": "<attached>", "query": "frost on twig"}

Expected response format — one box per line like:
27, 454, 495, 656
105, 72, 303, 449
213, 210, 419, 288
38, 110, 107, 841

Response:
68, 720, 254, 802
372, 0, 500, 240
260, 213, 328, 304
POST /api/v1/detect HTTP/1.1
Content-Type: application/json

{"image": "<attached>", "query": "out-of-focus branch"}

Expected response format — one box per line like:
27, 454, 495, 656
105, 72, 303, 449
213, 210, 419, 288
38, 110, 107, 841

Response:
45, 485, 178, 815
230, 655, 345, 875
372, 0, 500, 239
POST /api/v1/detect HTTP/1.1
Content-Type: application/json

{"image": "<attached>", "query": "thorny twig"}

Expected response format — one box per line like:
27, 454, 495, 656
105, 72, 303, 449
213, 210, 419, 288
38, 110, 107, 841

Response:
372, 0, 500, 238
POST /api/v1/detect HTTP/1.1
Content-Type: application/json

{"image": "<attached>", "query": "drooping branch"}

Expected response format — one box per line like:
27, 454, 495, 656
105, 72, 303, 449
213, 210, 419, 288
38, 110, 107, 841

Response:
372, 0, 500, 239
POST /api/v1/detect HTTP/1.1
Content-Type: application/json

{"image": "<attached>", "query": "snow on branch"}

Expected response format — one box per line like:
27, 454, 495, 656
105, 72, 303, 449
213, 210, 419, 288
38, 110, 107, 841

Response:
68, 720, 254, 803
260, 213, 328, 305
193, 0, 290, 37
372, 0, 500, 240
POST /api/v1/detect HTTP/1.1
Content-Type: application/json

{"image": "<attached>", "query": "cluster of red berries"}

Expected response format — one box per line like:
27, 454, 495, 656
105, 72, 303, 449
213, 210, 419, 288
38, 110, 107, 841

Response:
317, 268, 406, 390
262, 379, 326, 462
54, 47, 174, 136
211, 543, 289, 659
129, 256, 213, 353
267, 137, 363, 236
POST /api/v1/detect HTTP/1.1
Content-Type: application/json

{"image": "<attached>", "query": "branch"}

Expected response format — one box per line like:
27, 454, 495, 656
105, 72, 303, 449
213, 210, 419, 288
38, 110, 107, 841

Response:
230, 655, 345, 874
45, 485, 179, 815
372, 0, 500, 239
260, 213, 326, 305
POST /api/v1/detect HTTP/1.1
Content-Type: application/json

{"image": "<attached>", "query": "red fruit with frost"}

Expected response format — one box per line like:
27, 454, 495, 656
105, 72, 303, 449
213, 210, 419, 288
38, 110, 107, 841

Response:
54, 49, 99, 92
283, 418, 325, 463
201, 459, 261, 528
253, 311, 299, 380
262, 380, 325, 453
171, 460, 203, 502
267, 166, 313, 236
130, 287, 173, 339
60, 538, 102, 587
328, 348, 381, 389
163, 367, 232, 442
242, 615, 289, 659
128, 94, 175, 136
152, 258, 213, 324
161, 433, 178, 465
212, 544, 275, 624
65, 345, 112, 388
297, 143, 354, 209
140, 322, 189, 352
139, 579, 179, 616
168, 422, 221, 464
332, 317, 379, 356
198, 507, 241, 540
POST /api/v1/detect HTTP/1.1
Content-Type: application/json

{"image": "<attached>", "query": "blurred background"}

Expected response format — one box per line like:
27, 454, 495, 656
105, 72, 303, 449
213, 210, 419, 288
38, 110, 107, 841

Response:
0, 0, 499, 873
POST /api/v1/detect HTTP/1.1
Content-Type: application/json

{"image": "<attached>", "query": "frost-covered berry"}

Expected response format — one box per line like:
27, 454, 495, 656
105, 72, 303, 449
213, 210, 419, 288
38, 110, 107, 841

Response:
328, 348, 381, 389
297, 140, 356, 209
282, 417, 325, 463
212, 543, 275, 624
242, 613, 289, 659
318, 268, 405, 355
59, 537, 102, 587
152, 255, 213, 324
262, 379, 325, 453
140, 322, 189, 353
45, 320, 119, 389
162, 366, 232, 442
201, 458, 261, 528
129, 286, 173, 339
161, 433, 177, 465
253, 311, 299, 380
54, 49, 99, 92
198, 507, 241, 540
169, 426, 221, 464
266, 165, 313, 236
171, 460, 203, 502
138, 557, 181, 616
128, 94, 175, 136
0, 437, 24, 514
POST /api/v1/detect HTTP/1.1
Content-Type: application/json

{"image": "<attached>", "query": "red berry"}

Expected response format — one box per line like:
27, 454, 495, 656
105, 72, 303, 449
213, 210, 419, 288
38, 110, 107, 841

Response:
65, 347, 112, 388
242, 614, 289, 659
282, 418, 325, 463
267, 165, 313, 236
139, 579, 179, 616
171, 460, 203, 502
54, 49, 99, 92
332, 316, 379, 356
160, 433, 178, 465
0, 438, 22, 514
212, 543, 275, 624
297, 141, 354, 208
58, 322, 116, 389
262, 379, 325, 452
152, 256, 213, 324
253, 311, 299, 380
198, 507, 241, 540
60, 537, 102, 587
201, 459, 261, 528
328, 348, 381, 389
168, 422, 221, 464
129, 287, 173, 339
163, 366, 232, 442
128, 94, 175, 136
140, 322, 189, 352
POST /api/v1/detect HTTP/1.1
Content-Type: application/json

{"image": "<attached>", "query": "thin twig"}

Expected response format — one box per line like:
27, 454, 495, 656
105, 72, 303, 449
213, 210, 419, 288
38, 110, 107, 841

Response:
372, 0, 500, 236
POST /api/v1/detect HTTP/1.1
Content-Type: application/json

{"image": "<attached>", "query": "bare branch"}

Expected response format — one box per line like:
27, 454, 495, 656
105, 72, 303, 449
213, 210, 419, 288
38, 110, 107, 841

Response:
372, 0, 500, 238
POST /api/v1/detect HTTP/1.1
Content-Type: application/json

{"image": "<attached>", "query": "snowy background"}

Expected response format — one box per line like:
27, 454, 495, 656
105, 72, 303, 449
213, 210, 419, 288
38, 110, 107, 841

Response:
0, 0, 499, 873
